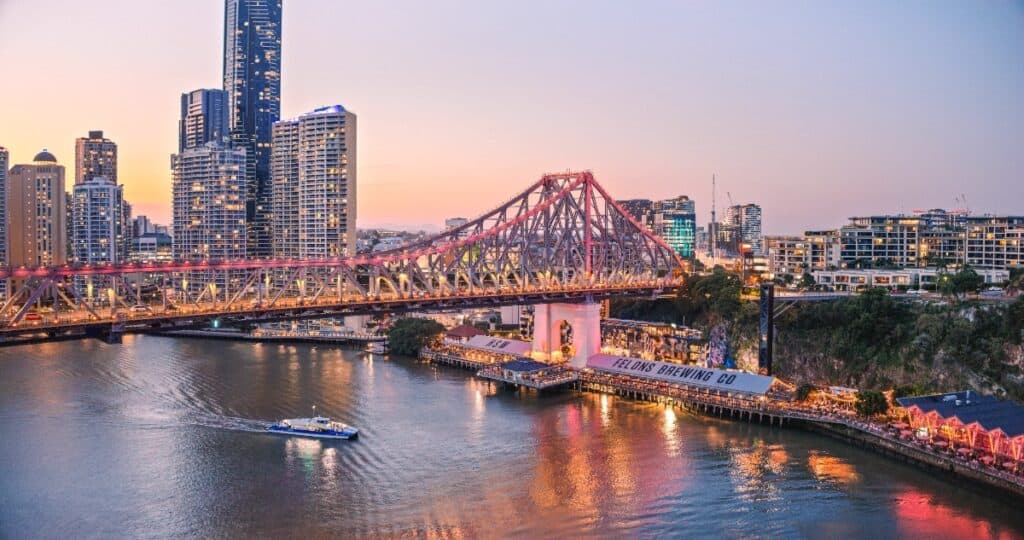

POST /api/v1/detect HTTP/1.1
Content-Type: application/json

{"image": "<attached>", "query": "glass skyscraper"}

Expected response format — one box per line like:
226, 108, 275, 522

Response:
179, 89, 229, 153
223, 0, 282, 257
653, 196, 697, 258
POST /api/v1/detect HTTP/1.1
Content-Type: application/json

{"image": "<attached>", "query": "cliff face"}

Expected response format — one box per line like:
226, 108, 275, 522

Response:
749, 330, 1024, 400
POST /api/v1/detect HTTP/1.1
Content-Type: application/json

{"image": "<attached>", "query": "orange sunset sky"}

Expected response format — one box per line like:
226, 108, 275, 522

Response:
1, 1, 1021, 232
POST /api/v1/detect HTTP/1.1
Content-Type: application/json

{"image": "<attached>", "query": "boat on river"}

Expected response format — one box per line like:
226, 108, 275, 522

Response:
267, 407, 358, 440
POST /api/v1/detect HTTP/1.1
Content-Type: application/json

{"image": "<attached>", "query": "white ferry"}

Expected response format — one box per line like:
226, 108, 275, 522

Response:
267, 407, 358, 440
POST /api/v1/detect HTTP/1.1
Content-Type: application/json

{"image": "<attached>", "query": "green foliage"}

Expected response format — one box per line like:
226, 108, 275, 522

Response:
1008, 298, 1024, 344
938, 267, 985, 299
799, 273, 816, 289
892, 383, 926, 398
795, 383, 815, 402
387, 318, 446, 356
855, 390, 889, 416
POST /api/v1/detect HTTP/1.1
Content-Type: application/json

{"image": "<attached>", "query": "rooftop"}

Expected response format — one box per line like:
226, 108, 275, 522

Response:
896, 391, 1024, 438
499, 359, 554, 373
446, 324, 486, 339
33, 149, 57, 163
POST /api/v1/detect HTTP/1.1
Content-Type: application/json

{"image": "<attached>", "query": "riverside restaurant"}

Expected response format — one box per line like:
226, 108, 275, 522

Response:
585, 354, 777, 399
896, 391, 1024, 472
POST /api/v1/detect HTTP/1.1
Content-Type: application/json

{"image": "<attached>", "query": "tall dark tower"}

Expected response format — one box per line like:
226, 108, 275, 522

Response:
223, 0, 282, 257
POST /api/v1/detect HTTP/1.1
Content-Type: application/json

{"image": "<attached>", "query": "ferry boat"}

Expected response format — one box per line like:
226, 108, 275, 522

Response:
365, 341, 387, 354
267, 408, 358, 440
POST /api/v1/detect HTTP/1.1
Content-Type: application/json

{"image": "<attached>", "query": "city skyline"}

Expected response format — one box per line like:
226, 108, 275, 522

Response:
1, 1, 1022, 234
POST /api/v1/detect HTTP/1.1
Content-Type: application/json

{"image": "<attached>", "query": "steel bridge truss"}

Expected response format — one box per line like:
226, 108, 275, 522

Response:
0, 171, 685, 339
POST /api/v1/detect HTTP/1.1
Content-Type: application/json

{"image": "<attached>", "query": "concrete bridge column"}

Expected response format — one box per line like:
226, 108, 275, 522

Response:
531, 301, 601, 368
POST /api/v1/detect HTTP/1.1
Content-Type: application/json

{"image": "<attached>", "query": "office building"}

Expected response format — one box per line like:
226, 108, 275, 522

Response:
271, 105, 357, 258
133, 232, 173, 262
71, 177, 126, 264
224, 0, 283, 257
618, 199, 654, 228
724, 203, 763, 254
180, 89, 229, 152
171, 142, 248, 261
74, 130, 117, 184
652, 196, 696, 258
7, 150, 67, 267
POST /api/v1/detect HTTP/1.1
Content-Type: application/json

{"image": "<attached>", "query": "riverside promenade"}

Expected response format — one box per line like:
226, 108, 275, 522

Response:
578, 369, 1024, 499
421, 343, 1024, 499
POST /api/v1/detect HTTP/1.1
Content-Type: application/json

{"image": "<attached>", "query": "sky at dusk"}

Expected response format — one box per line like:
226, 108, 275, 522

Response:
0, 1, 1021, 234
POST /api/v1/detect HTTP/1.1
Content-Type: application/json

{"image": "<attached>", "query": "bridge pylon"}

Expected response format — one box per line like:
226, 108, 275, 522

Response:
531, 300, 602, 368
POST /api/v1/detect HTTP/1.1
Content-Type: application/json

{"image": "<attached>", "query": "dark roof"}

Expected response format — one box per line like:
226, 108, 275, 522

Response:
499, 359, 552, 373
33, 149, 57, 163
446, 324, 486, 339
897, 391, 1024, 437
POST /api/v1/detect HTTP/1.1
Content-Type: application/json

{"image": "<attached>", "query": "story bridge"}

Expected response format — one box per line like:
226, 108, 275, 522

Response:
0, 171, 686, 351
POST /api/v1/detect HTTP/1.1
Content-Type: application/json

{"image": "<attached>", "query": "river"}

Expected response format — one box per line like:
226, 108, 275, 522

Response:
1, 336, 1022, 539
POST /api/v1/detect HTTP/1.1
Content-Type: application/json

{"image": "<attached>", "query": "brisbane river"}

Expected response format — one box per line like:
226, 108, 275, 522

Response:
2, 336, 1023, 539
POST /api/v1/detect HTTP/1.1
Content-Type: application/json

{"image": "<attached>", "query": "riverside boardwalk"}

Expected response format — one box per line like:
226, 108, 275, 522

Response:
422, 340, 1024, 499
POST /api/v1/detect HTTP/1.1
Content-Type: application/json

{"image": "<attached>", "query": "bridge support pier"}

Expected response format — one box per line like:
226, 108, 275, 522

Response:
86, 324, 124, 344
531, 300, 601, 368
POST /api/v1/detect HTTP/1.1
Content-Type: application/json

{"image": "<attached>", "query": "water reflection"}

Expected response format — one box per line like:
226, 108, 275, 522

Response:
662, 406, 680, 457
807, 450, 860, 485
894, 489, 1019, 540
2, 339, 1024, 538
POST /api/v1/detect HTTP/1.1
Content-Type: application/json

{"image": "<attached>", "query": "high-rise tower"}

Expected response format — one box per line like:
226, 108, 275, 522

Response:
223, 0, 282, 257
0, 147, 7, 299
71, 177, 127, 264
74, 130, 117, 185
8, 150, 67, 267
180, 89, 229, 152
271, 105, 357, 258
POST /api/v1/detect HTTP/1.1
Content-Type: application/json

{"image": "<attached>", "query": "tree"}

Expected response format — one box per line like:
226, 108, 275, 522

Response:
799, 272, 816, 289
855, 390, 889, 417
387, 318, 445, 356
952, 266, 984, 297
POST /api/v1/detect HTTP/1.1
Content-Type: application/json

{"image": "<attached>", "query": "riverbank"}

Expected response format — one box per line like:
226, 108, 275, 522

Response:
419, 347, 1024, 500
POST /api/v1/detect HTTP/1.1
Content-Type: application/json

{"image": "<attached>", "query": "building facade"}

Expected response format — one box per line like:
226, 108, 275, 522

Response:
723, 203, 763, 254
180, 89, 229, 152
132, 232, 173, 262
617, 199, 654, 228
767, 230, 842, 277
964, 216, 1024, 270
813, 267, 1007, 292
71, 177, 126, 264
171, 142, 248, 261
7, 150, 67, 267
224, 0, 282, 257
652, 196, 696, 258
271, 105, 357, 258
0, 147, 7, 299
74, 130, 117, 185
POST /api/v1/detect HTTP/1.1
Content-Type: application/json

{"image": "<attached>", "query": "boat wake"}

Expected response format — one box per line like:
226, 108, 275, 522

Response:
184, 413, 271, 434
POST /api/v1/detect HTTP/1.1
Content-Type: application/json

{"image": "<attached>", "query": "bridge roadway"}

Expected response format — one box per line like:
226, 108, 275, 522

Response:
0, 282, 673, 342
